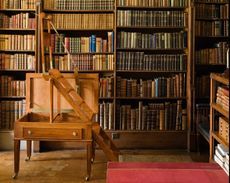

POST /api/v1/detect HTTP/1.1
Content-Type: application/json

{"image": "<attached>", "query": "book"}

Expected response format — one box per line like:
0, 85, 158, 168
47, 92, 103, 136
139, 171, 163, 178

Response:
216, 144, 229, 157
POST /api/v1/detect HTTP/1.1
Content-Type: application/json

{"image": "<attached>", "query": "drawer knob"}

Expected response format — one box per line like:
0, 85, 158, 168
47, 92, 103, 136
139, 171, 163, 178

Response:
28, 130, 32, 135
73, 132, 78, 136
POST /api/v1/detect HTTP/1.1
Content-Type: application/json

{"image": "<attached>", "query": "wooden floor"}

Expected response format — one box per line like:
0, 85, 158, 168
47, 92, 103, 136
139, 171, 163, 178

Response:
0, 149, 209, 183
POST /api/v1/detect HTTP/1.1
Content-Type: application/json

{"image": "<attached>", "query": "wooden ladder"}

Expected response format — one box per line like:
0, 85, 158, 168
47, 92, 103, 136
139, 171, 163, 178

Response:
47, 69, 119, 161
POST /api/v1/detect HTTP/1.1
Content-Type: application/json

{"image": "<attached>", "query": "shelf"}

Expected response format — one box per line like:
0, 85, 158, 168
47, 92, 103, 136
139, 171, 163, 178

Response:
0, 50, 35, 53
196, 18, 229, 21
0, 9, 35, 12
99, 97, 114, 100
211, 103, 229, 119
116, 26, 185, 30
116, 97, 186, 100
195, 63, 226, 67
195, 36, 228, 39
116, 70, 187, 73
61, 70, 114, 73
0, 96, 26, 99
44, 9, 114, 13
210, 73, 229, 85
194, 1, 229, 4
52, 52, 114, 55
49, 28, 114, 32
116, 48, 186, 52
0, 28, 35, 33
106, 130, 187, 149
116, 6, 187, 10
0, 69, 35, 72
211, 131, 229, 148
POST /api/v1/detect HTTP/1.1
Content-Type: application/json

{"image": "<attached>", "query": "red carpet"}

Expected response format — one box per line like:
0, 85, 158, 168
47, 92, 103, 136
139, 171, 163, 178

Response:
106, 162, 228, 183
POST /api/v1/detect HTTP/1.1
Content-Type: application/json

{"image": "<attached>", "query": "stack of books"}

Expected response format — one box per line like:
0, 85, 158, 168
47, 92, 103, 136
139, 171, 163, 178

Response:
214, 143, 229, 175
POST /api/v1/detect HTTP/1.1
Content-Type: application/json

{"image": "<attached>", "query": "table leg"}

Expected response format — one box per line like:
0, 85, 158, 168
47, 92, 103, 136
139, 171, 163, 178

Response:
91, 139, 96, 163
13, 140, 20, 179
25, 140, 32, 161
85, 142, 92, 181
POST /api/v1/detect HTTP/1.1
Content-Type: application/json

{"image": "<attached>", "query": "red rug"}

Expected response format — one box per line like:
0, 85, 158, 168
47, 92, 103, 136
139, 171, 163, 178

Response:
106, 162, 228, 183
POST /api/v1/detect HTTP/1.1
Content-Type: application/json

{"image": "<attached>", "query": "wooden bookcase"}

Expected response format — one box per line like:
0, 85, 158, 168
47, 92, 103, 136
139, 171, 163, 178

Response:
193, 0, 229, 151
209, 73, 229, 165
1, 0, 194, 150
113, 0, 192, 149
0, 0, 37, 149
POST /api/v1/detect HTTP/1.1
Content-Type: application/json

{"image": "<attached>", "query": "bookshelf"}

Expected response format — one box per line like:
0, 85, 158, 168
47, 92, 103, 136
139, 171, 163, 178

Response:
1, 0, 193, 150
113, 0, 192, 149
0, 0, 37, 149
193, 0, 229, 151
209, 73, 229, 174
35, 0, 115, 151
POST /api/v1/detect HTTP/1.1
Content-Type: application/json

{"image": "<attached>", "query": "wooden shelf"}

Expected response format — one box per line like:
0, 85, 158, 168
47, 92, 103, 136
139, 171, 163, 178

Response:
0, 9, 35, 12
44, 9, 114, 13
210, 73, 229, 85
116, 97, 186, 100
211, 103, 229, 119
116, 6, 187, 10
116, 70, 187, 73
0, 96, 26, 99
211, 131, 229, 148
116, 26, 185, 30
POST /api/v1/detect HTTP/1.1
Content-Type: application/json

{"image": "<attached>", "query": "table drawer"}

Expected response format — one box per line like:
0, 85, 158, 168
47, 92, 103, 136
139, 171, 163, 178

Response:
23, 128, 83, 140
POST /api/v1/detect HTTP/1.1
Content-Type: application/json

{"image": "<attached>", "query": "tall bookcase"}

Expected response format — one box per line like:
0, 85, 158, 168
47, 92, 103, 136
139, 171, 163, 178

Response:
113, 0, 192, 149
37, 0, 115, 150
1, 0, 193, 150
193, 0, 229, 151
209, 73, 229, 173
0, 0, 37, 150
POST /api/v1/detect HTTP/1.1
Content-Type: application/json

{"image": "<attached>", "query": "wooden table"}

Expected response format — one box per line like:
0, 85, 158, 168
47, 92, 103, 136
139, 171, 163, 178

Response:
13, 73, 99, 181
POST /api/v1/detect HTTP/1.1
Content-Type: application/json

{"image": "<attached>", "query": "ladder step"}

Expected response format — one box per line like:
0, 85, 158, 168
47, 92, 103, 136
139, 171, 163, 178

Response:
93, 131, 119, 161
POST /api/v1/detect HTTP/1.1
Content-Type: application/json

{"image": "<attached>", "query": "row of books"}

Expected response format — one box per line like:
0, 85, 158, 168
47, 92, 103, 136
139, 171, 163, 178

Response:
214, 143, 229, 176
0, 100, 26, 130
0, 13, 36, 29
117, 31, 187, 49
0, 0, 36, 9
50, 13, 114, 30
195, 42, 228, 65
51, 33, 114, 53
116, 74, 186, 98
99, 102, 114, 130
44, 0, 114, 10
117, 52, 187, 71
0, 75, 26, 97
195, 0, 228, 3
115, 101, 186, 131
195, 4, 229, 19
219, 117, 229, 144
195, 20, 229, 37
117, 10, 187, 27
99, 76, 114, 98
195, 75, 210, 98
44, 54, 114, 71
216, 85, 229, 112
0, 34, 35, 51
117, 0, 188, 7
0, 53, 35, 70
71, 54, 114, 71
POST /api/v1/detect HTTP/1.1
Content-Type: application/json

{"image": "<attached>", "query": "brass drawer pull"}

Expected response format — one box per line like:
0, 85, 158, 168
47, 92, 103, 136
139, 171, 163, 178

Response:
27, 130, 32, 135
72, 132, 78, 136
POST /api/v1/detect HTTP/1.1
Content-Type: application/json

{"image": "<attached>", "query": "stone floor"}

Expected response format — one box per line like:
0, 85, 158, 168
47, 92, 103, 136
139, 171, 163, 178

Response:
0, 149, 208, 183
